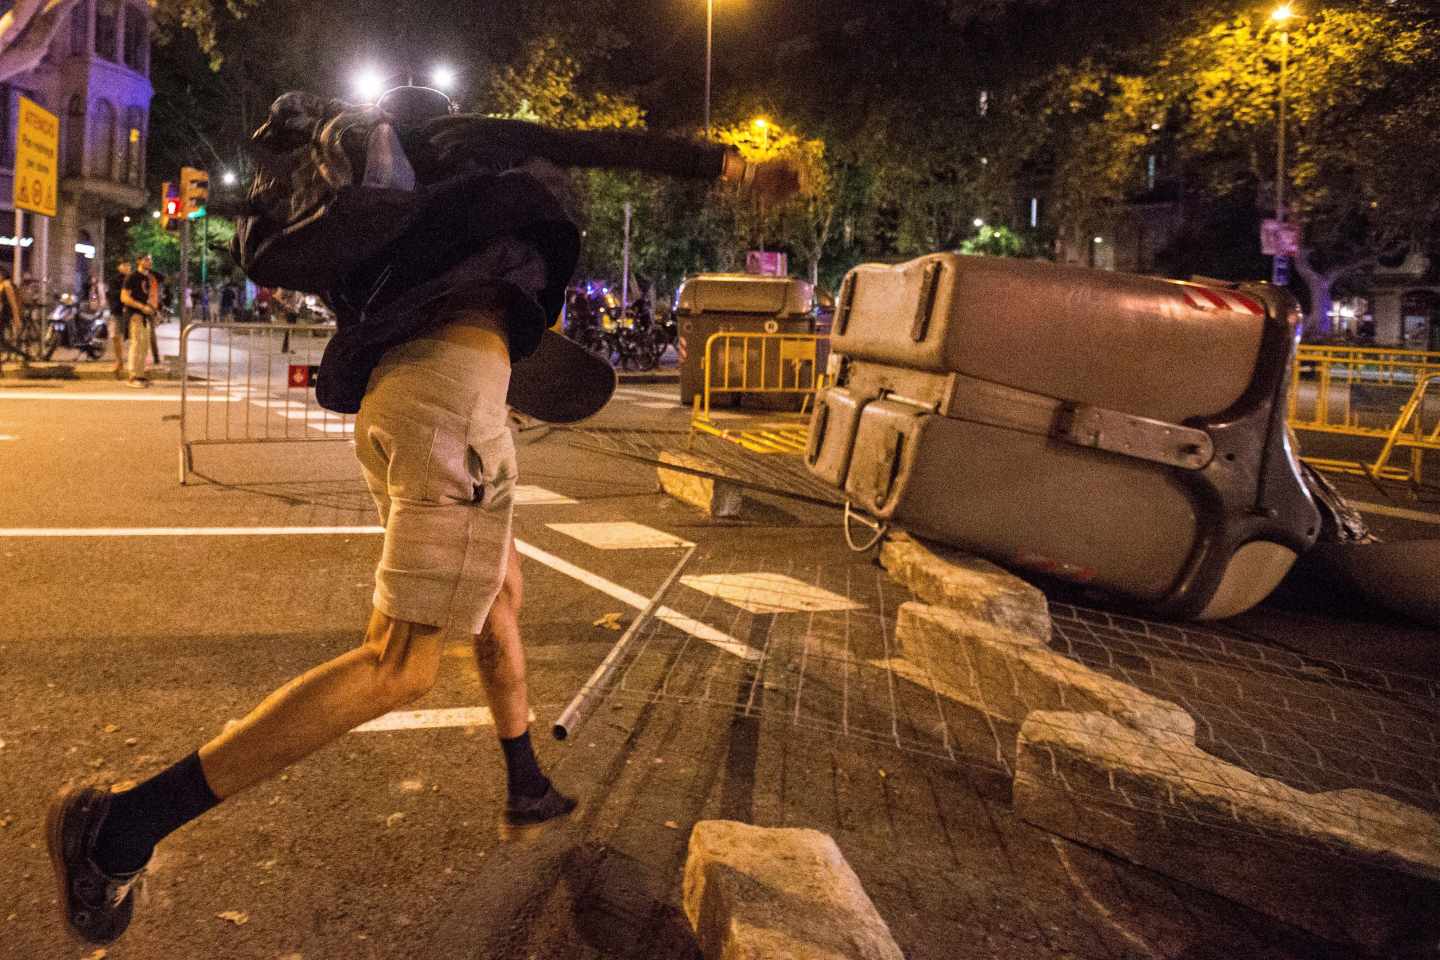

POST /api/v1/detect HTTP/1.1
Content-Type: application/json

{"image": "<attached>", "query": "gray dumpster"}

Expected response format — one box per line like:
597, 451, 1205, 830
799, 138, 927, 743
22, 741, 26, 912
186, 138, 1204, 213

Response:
674, 273, 816, 406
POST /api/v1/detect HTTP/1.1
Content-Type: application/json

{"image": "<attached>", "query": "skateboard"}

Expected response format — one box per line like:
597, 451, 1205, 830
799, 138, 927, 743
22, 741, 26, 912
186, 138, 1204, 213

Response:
507, 327, 616, 423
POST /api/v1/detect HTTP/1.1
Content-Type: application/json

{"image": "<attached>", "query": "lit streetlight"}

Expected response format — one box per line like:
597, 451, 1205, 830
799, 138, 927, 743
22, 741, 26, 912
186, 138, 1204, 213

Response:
222, 170, 238, 187
431, 64, 456, 91
750, 116, 771, 151
1270, 3, 1295, 285
973, 218, 985, 228
353, 67, 387, 103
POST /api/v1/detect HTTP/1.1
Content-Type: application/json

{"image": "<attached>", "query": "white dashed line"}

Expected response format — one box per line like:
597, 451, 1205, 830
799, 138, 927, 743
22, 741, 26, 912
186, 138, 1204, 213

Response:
353, 706, 535, 733
680, 572, 866, 614
0, 525, 385, 537
547, 521, 692, 550
0, 525, 752, 659
0, 390, 185, 401
514, 539, 756, 660
514, 485, 578, 506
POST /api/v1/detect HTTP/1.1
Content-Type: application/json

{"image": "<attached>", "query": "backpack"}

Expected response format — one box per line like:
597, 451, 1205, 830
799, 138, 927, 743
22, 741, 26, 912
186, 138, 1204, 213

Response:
230, 92, 581, 309
231, 93, 428, 295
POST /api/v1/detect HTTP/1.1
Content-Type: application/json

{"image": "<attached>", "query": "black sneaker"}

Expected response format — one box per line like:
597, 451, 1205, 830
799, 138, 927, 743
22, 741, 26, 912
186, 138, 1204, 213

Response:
500, 783, 578, 840
46, 785, 147, 944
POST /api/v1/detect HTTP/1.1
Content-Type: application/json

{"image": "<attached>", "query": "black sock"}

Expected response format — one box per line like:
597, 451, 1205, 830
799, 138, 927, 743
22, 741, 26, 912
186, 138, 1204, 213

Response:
93, 752, 221, 875
499, 730, 549, 801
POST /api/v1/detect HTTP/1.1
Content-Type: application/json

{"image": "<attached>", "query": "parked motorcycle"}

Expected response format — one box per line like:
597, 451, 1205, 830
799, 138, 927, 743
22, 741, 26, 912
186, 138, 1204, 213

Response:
563, 284, 675, 371
41, 293, 107, 360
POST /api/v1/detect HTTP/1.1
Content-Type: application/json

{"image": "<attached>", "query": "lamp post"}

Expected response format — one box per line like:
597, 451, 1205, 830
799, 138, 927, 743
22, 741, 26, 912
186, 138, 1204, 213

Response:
704, 0, 714, 136
751, 116, 769, 152
1271, 3, 1294, 286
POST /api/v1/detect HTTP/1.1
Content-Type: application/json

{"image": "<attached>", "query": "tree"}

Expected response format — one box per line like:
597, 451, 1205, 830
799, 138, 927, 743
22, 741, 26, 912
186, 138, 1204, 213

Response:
1159, 5, 1440, 334
960, 224, 1032, 258
0, 0, 84, 82
122, 216, 236, 288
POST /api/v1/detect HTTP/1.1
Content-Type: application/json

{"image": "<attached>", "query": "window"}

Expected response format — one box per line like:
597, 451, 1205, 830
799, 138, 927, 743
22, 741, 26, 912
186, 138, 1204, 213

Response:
122, 4, 146, 72
125, 107, 144, 185
64, 95, 85, 177
70, 2, 89, 56
89, 99, 116, 180
95, 0, 118, 61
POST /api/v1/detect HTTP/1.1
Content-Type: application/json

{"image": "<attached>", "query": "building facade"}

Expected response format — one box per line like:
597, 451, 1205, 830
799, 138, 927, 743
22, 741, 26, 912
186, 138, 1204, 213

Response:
2, 0, 152, 298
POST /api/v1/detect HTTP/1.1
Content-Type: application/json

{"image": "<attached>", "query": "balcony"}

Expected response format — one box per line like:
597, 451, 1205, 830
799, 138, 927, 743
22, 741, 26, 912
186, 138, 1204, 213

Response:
60, 174, 146, 210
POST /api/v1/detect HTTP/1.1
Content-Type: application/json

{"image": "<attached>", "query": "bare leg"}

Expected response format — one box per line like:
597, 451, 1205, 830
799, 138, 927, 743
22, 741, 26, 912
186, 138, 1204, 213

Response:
472, 537, 530, 739
197, 610, 444, 799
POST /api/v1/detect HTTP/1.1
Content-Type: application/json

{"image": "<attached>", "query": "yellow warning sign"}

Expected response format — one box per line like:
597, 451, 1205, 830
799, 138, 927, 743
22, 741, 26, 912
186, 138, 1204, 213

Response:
13, 97, 59, 218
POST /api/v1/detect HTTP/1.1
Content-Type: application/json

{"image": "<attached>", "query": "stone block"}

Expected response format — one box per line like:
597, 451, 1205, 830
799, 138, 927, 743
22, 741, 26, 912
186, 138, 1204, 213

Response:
658, 451, 743, 518
1014, 710, 1440, 955
891, 602, 1195, 757
880, 532, 1050, 643
683, 820, 904, 960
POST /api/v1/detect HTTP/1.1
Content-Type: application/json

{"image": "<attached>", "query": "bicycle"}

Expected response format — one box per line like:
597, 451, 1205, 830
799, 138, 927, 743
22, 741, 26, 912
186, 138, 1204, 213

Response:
0, 301, 49, 364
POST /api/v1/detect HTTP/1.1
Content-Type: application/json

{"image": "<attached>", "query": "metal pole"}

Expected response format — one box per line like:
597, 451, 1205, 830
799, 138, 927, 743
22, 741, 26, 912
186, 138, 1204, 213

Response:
705, 0, 713, 136
621, 201, 632, 313
1272, 27, 1289, 288
200, 215, 208, 320
12, 209, 22, 283
1276, 28, 1288, 226
179, 217, 191, 328
553, 544, 698, 741
36, 214, 49, 300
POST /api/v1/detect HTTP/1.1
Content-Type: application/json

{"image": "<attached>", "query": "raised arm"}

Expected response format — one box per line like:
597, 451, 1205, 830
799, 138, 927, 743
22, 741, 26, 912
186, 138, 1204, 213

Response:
426, 117, 800, 204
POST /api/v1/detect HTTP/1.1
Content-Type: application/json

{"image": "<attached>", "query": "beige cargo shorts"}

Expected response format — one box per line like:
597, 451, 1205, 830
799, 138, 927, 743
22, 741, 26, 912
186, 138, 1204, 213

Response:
353, 337, 516, 635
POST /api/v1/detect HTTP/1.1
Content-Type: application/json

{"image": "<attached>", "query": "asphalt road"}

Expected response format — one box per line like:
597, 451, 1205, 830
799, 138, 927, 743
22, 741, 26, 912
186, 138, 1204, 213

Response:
0, 356, 1436, 960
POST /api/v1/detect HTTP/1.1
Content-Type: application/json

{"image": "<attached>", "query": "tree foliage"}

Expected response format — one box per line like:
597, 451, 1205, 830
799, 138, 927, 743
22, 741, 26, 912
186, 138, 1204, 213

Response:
140, 0, 1440, 329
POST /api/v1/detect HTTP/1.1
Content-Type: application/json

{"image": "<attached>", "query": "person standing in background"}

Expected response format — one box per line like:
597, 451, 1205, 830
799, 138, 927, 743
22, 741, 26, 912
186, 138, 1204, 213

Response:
105, 260, 131, 379
119, 254, 159, 387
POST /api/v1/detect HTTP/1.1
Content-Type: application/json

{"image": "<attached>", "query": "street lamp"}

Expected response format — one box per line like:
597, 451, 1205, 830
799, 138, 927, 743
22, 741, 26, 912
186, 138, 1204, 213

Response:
221, 170, 237, 187
431, 65, 456, 91
1270, 3, 1295, 285
705, 0, 714, 136
352, 67, 387, 103
751, 115, 769, 147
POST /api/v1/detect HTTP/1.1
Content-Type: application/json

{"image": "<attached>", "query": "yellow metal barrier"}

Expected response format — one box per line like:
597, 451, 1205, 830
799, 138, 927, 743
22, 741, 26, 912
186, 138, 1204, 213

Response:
691, 332, 827, 454
1289, 344, 1440, 438
1288, 344, 1440, 482
1366, 373, 1440, 484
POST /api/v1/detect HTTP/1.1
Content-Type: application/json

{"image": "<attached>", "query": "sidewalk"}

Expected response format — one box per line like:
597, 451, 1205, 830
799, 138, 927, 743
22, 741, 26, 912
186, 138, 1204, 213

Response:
1, 318, 189, 382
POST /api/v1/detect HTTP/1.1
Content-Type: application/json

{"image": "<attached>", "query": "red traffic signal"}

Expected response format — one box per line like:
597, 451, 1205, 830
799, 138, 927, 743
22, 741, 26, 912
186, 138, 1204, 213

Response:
164, 197, 181, 218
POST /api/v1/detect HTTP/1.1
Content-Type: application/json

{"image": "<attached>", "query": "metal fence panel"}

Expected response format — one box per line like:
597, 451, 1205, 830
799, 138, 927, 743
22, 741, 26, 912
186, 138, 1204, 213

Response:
179, 321, 353, 483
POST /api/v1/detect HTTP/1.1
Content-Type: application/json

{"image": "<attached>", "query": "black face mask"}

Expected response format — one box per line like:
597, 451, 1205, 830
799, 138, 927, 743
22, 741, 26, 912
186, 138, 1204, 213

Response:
374, 86, 455, 133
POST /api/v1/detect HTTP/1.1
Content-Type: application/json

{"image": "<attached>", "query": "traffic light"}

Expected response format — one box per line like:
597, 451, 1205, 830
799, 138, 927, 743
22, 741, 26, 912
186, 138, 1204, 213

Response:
180, 166, 209, 219
160, 181, 181, 232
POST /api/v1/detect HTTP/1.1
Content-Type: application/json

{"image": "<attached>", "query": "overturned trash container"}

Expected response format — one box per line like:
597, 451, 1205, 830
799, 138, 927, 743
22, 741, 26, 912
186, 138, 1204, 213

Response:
807, 253, 1320, 620
674, 273, 817, 407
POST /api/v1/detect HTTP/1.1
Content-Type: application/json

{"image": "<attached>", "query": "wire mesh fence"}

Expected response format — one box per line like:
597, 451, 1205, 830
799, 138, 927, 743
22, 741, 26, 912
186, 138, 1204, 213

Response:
179, 322, 352, 482
561, 424, 844, 508
563, 546, 1440, 869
